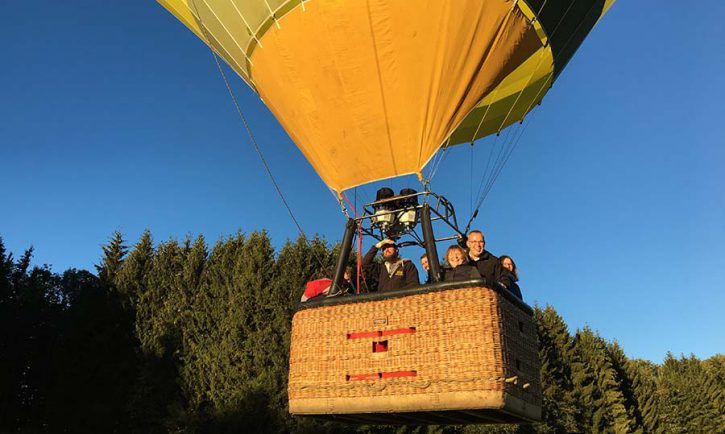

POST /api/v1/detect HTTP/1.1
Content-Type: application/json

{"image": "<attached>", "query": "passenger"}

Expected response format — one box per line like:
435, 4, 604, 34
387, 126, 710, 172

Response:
442, 245, 480, 282
466, 230, 511, 288
500, 255, 523, 300
420, 253, 431, 284
342, 266, 356, 295
362, 239, 419, 292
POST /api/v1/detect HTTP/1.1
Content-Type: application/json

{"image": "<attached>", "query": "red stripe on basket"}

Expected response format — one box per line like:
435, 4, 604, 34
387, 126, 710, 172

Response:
347, 373, 381, 381
347, 327, 416, 339
381, 370, 417, 378
347, 331, 381, 339
381, 327, 416, 336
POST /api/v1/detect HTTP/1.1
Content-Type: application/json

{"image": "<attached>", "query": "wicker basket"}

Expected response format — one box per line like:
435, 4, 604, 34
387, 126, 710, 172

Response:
288, 280, 542, 424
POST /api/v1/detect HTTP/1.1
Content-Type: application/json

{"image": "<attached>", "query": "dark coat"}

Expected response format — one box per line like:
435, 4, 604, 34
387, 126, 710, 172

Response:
468, 250, 504, 285
362, 246, 420, 292
341, 279, 355, 295
442, 264, 481, 283
500, 270, 523, 300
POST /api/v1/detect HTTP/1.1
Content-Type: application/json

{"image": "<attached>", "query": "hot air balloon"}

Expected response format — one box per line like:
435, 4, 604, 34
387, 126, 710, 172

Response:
158, 0, 614, 424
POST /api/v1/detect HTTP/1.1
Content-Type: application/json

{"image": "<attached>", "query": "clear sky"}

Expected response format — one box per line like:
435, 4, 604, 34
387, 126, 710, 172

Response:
1, 1, 723, 363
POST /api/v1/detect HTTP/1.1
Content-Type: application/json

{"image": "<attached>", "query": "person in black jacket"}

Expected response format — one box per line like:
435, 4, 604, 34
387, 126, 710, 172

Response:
362, 239, 419, 292
341, 266, 356, 295
466, 230, 511, 288
500, 255, 523, 300
420, 253, 431, 284
442, 245, 480, 282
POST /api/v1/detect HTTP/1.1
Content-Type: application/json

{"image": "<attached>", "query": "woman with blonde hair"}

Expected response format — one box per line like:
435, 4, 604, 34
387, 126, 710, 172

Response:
442, 245, 480, 282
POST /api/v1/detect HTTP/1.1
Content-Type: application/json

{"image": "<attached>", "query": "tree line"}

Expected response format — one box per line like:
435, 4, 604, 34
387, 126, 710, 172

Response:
1, 232, 723, 433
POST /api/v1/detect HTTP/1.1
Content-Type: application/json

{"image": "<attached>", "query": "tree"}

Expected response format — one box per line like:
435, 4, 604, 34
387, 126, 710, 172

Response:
657, 353, 725, 433
625, 359, 661, 433
532, 305, 580, 433
569, 328, 638, 434
0, 244, 64, 431
606, 342, 644, 432
42, 269, 137, 432
96, 230, 127, 286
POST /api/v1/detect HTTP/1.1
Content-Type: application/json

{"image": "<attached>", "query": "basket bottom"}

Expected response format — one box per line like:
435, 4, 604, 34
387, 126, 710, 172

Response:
290, 390, 540, 425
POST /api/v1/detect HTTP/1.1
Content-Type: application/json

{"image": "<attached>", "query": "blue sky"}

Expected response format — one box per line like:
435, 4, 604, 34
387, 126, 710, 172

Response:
1, 1, 723, 363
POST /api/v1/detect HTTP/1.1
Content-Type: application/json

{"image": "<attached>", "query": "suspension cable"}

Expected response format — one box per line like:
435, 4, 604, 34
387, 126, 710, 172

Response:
188, 0, 331, 276
468, 0, 589, 221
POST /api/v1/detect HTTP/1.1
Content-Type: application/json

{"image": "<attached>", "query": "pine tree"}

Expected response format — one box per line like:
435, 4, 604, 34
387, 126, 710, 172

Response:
115, 230, 180, 432
702, 354, 725, 433
96, 230, 127, 286
625, 359, 661, 433
0, 237, 12, 301
115, 229, 153, 313
234, 230, 282, 430
606, 342, 644, 433
173, 234, 209, 427
658, 353, 725, 433
184, 232, 247, 421
570, 328, 638, 434
703, 354, 725, 388
42, 269, 136, 432
532, 305, 580, 433
0, 245, 64, 431
270, 235, 339, 432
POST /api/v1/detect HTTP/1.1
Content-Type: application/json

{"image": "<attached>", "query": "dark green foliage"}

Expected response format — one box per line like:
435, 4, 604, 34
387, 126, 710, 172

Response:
626, 359, 660, 433
42, 269, 138, 432
0, 242, 63, 432
531, 306, 580, 433
96, 230, 127, 285
569, 328, 638, 433
1, 233, 723, 433
0, 238, 136, 432
657, 353, 725, 434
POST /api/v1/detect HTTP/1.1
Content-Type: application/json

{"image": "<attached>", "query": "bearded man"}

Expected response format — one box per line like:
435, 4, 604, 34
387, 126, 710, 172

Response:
362, 239, 420, 292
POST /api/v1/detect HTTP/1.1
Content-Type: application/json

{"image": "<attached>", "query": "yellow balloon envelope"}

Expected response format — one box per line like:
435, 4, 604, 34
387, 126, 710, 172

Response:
158, 0, 614, 194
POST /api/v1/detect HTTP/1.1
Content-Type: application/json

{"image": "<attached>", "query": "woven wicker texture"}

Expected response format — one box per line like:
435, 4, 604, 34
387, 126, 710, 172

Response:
289, 286, 541, 413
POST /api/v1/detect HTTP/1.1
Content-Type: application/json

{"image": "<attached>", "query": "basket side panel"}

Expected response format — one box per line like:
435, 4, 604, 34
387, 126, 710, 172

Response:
289, 287, 509, 409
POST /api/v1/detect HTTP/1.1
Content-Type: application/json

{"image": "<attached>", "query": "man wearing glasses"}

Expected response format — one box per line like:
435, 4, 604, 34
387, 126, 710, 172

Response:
466, 230, 511, 289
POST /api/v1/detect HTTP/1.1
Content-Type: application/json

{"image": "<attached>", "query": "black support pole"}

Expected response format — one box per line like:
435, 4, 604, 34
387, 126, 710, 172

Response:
420, 203, 441, 282
332, 218, 356, 293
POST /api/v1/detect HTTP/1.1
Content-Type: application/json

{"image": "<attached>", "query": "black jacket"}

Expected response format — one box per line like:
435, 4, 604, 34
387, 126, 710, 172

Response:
362, 246, 420, 292
500, 271, 523, 300
442, 264, 481, 283
468, 250, 511, 287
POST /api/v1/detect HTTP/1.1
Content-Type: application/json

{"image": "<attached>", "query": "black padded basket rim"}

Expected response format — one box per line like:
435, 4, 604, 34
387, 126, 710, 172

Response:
296, 278, 533, 316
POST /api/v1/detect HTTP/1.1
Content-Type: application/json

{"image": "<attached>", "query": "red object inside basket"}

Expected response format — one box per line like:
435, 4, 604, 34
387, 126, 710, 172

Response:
372, 341, 388, 352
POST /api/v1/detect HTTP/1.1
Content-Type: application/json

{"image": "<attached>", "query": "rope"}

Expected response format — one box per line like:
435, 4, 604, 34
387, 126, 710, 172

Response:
425, 0, 520, 188
468, 0, 587, 218
470, 144, 474, 217
188, 0, 331, 279
476, 107, 538, 210
209, 53, 307, 237
341, 192, 371, 294
425, 138, 451, 185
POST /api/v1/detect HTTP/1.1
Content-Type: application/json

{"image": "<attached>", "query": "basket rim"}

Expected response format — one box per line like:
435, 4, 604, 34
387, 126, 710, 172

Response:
296, 279, 533, 315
